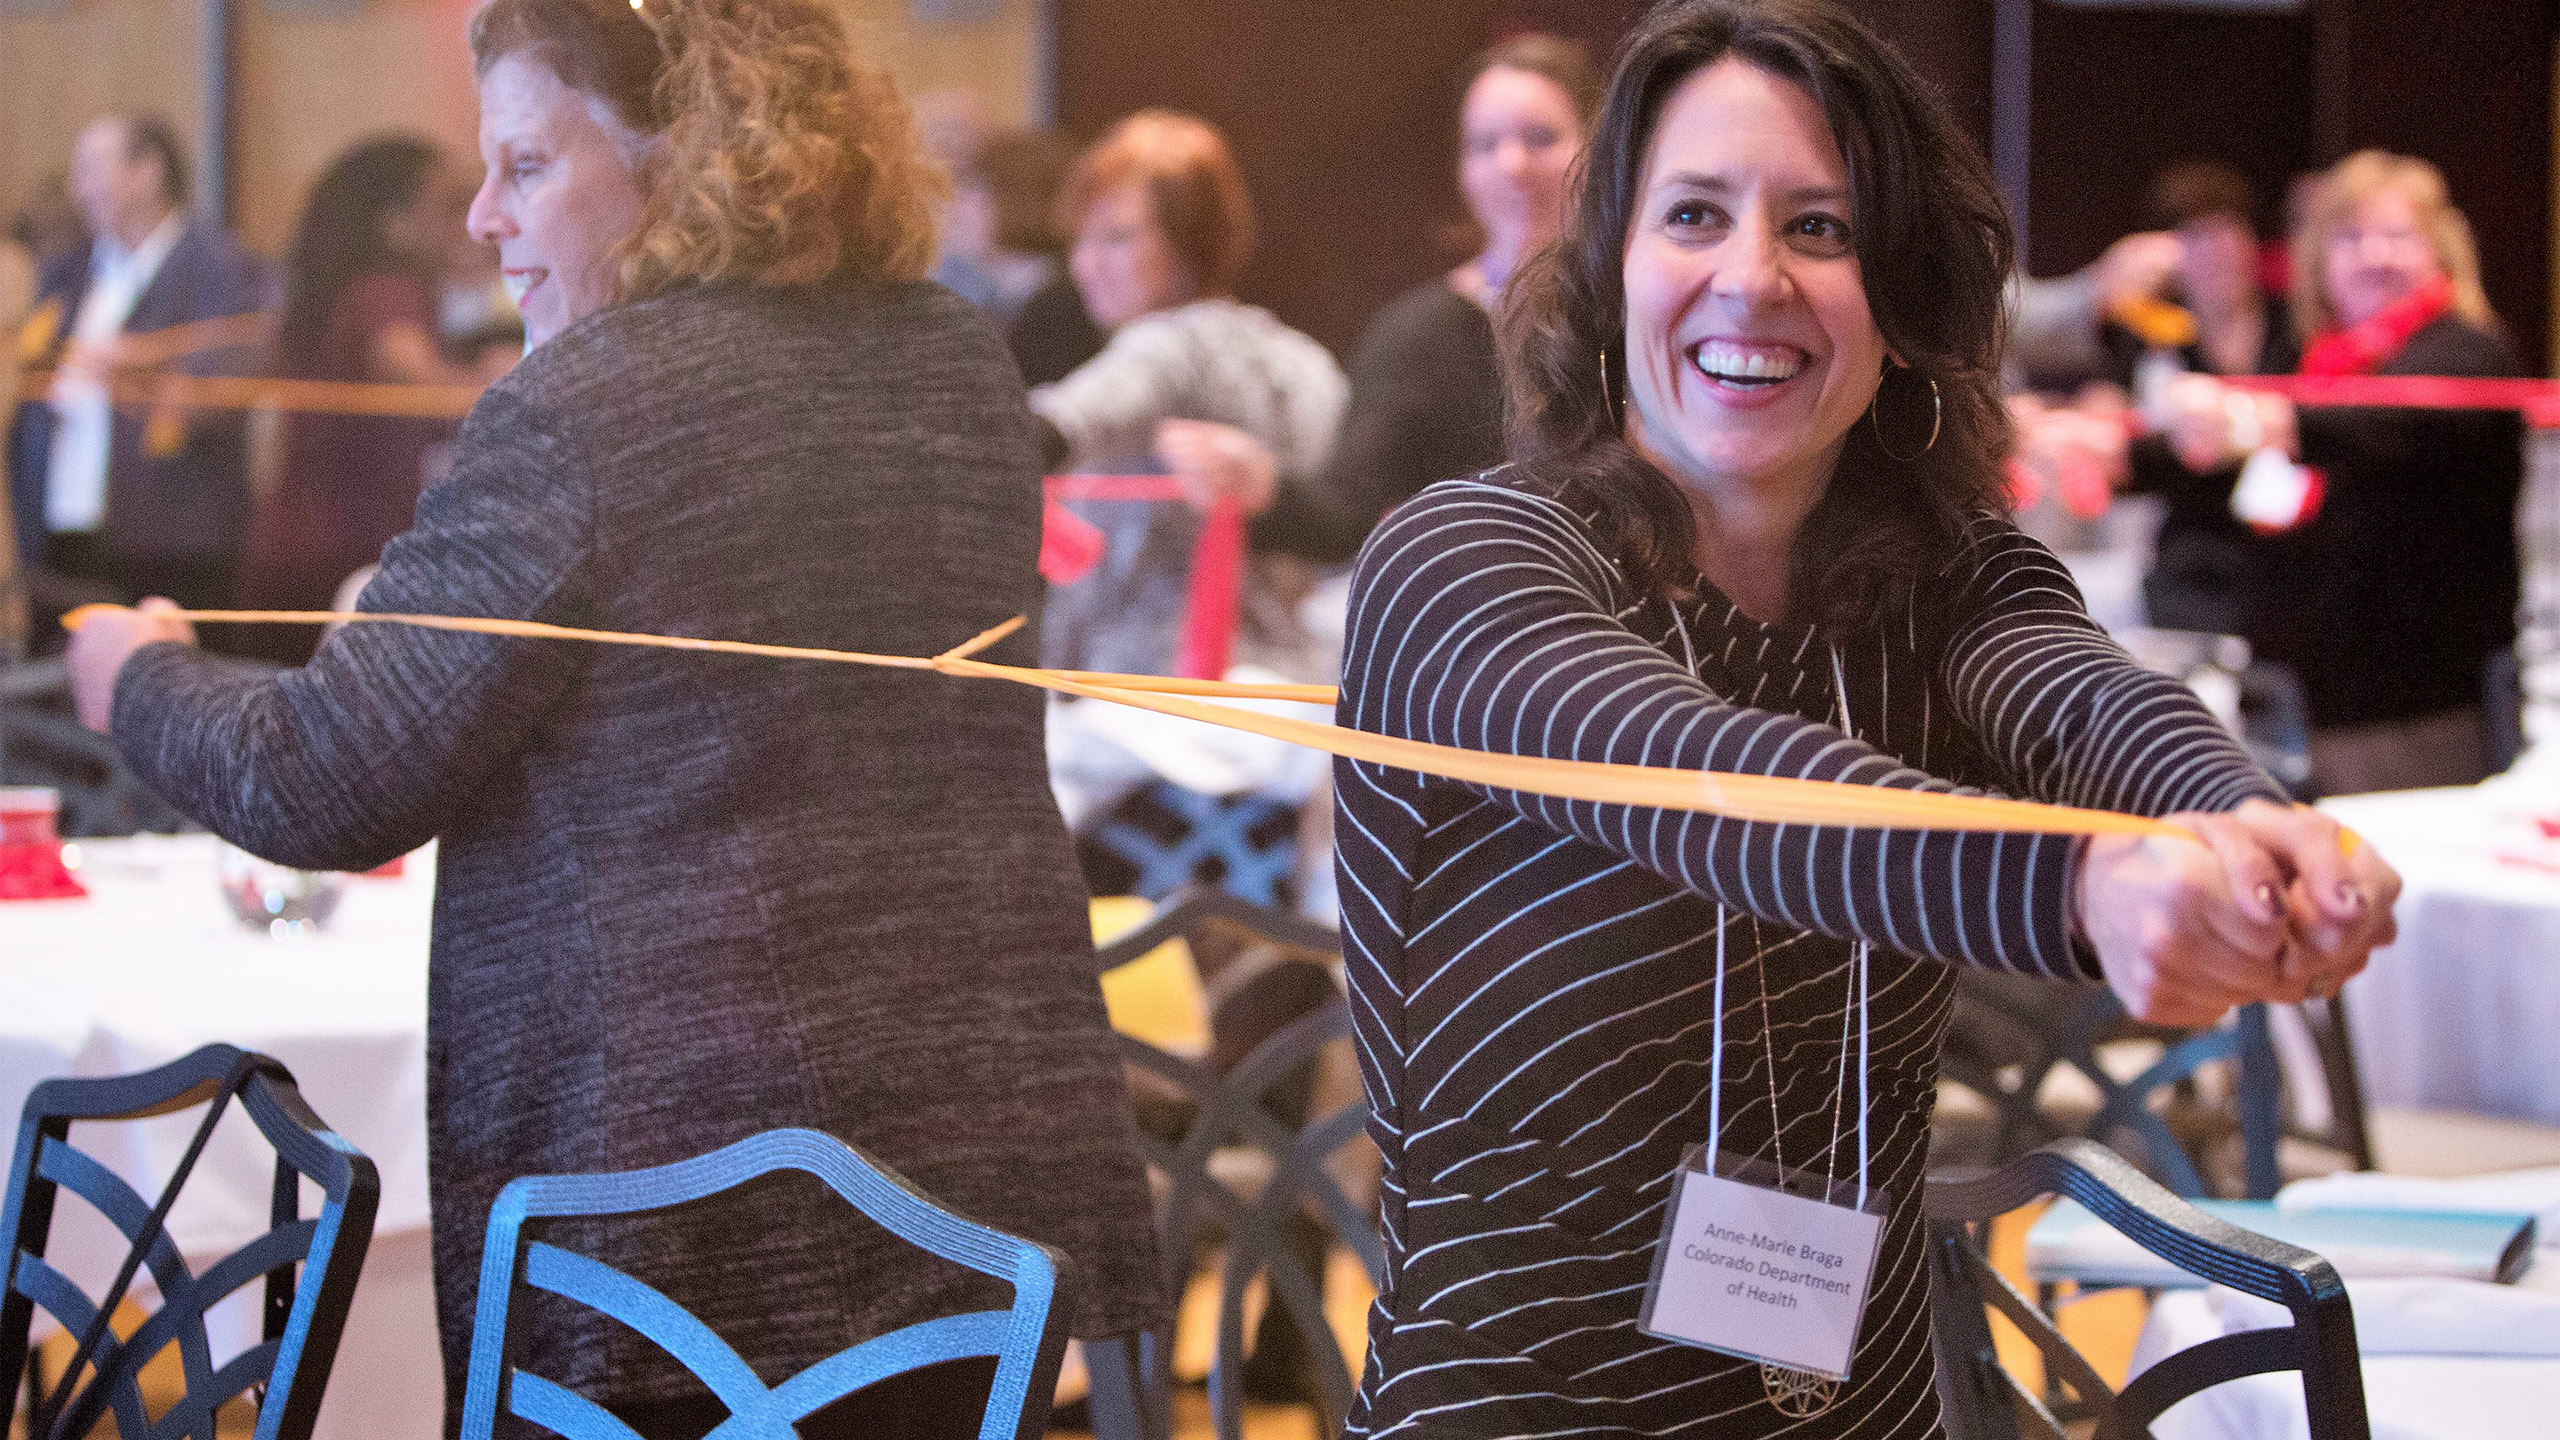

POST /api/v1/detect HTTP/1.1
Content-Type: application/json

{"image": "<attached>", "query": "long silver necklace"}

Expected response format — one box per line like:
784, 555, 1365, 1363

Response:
1750, 652, 1873, 1421
1741, 912, 1855, 1420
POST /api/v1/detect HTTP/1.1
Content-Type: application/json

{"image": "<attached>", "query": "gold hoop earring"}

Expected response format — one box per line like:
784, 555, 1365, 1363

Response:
1869, 371, 1941, 462
1599, 346, 1620, 428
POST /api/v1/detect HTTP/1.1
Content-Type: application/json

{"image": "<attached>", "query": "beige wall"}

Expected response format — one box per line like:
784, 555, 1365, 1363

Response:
1, 0, 1041, 260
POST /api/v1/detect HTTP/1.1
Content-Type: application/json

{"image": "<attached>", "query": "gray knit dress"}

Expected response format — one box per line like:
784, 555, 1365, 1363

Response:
107, 278, 1166, 1414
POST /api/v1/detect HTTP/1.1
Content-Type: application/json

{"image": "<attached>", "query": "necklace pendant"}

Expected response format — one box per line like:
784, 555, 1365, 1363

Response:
1761, 1362, 1840, 1419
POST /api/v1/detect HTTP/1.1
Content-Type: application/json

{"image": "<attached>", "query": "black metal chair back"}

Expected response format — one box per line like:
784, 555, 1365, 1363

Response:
1941, 974, 2284, 1198
1095, 888, 1377, 1440
0, 1043, 379, 1440
1927, 1138, 2368, 1440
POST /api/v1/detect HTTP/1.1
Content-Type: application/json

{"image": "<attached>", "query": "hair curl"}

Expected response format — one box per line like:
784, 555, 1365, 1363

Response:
469, 0, 943, 302
2290, 149, 2496, 343
1499, 0, 2015, 630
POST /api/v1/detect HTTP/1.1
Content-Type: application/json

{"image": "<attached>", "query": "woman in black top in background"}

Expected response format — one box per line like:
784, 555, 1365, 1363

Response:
1172, 35, 1601, 561
1332, 2, 2401, 1433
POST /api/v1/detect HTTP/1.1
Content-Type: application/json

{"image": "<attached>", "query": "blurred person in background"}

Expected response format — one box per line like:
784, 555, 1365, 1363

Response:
64, 0, 1165, 1428
6, 114, 266, 643
2111, 161, 2300, 635
1, 179, 81, 655
434, 199, 525, 364
2007, 228, 2182, 391
2167, 150, 2519, 794
1192, 34, 1601, 565
234, 135, 518, 666
915, 86, 1000, 311
1031, 109, 1346, 681
946, 127, 1104, 385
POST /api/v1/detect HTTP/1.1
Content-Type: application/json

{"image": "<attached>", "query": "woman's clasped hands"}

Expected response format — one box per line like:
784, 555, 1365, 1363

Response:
2078, 796, 2399, 1027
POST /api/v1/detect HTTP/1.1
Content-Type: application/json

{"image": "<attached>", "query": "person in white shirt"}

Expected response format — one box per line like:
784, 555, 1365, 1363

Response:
5, 113, 266, 648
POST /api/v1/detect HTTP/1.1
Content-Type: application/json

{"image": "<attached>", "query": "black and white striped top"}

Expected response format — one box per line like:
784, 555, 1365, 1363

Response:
1334, 471, 2277, 1438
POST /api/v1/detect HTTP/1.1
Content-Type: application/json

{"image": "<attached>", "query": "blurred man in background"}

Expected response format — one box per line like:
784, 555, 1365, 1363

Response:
6, 113, 267, 649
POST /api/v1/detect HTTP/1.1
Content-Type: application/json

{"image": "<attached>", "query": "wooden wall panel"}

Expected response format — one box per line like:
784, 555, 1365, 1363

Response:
2313, 0, 2553, 371
1054, 1, 2010, 356
2025, 4, 2318, 284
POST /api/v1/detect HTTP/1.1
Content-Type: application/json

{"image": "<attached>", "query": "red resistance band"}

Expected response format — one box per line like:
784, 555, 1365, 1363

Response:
1038, 476, 1245, 683
2226, 373, 2560, 428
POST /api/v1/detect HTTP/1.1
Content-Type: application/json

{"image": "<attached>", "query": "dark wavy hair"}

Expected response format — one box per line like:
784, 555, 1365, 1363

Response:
1500, 0, 2015, 630
276, 135, 443, 379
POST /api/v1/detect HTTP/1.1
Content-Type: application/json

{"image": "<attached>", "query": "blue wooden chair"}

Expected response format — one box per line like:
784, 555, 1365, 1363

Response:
1, 1043, 379, 1440
457, 1127, 1075, 1440
1927, 1138, 2369, 1440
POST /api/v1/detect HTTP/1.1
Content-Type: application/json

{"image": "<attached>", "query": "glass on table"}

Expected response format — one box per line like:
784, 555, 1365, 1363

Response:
214, 842, 347, 935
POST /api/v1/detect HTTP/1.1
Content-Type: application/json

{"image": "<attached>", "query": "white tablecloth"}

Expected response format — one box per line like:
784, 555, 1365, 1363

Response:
2125, 1169, 2560, 1440
0, 833, 439, 1439
2322, 778, 2560, 1127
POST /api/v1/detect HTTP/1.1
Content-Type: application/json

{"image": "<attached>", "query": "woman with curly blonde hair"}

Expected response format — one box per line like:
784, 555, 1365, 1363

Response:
64, 1, 1165, 1433
2167, 149, 2523, 793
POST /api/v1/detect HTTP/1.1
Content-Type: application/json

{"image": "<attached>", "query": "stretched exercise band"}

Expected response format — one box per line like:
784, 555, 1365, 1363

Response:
61, 605, 2182, 839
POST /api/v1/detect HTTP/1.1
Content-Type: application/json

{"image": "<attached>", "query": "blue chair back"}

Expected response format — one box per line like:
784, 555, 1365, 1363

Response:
0, 1043, 379, 1440
457, 1128, 1075, 1440
1096, 781, 1300, 908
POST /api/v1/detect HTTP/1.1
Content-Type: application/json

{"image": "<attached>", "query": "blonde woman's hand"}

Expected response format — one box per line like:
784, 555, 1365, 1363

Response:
66, 597, 195, 733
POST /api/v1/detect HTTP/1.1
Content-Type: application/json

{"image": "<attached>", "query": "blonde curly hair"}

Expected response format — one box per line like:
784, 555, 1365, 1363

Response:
469, 0, 944, 301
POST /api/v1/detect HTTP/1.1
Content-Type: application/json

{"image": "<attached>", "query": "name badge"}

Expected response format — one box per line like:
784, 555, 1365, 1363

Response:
1638, 1148, 1888, 1382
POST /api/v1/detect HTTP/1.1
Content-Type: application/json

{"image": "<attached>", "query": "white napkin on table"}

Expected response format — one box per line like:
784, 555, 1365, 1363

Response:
2277, 1167, 2560, 1233
2208, 1278, 2560, 1357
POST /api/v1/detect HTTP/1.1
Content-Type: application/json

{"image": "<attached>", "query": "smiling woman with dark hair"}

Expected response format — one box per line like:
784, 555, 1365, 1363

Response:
65, 1, 1161, 1434
1332, 1, 2400, 1434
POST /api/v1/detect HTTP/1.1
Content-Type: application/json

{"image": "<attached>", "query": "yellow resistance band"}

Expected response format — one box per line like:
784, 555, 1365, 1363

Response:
65, 606, 2180, 839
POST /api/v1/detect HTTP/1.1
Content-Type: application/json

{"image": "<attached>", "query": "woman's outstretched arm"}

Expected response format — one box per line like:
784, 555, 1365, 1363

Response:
1341, 477, 2096, 980
92, 385, 594, 871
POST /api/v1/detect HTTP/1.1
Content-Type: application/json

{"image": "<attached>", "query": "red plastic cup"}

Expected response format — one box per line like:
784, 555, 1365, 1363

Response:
0, 787, 84, 900
0, 788, 60, 847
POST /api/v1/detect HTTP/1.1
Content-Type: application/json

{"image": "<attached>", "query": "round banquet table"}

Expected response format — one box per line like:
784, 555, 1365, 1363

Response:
2322, 776, 2560, 1128
0, 832, 439, 1440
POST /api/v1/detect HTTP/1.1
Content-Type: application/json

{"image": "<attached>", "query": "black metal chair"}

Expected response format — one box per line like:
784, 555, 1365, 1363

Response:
1939, 975, 2284, 1199
2, 655, 186, 836
1092, 888, 1378, 1440
1927, 1138, 2369, 1440
1, 1044, 380, 1440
